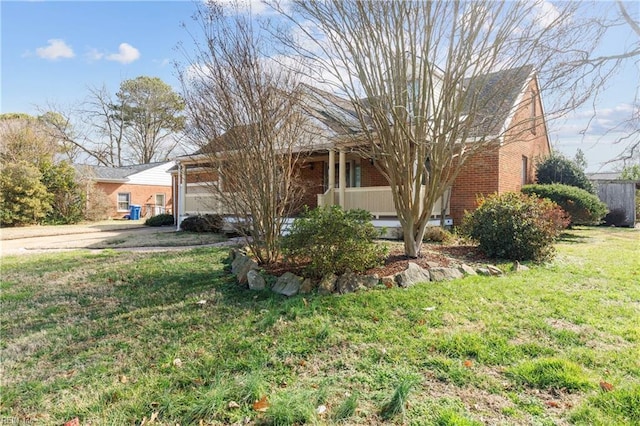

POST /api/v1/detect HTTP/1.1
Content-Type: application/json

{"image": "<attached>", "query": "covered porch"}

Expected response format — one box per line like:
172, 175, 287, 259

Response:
173, 148, 452, 229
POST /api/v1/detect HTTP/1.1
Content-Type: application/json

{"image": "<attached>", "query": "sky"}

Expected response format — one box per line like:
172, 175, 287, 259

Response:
1, 0, 638, 172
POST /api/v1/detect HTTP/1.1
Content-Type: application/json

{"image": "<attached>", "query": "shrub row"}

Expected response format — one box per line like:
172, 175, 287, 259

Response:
180, 214, 224, 233
522, 184, 607, 225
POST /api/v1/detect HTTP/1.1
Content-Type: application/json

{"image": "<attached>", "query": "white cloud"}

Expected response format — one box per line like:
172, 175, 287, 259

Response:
86, 48, 104, 61
105, 43, 140, 64
35, 39, 75, 60
531, 0, 561, 29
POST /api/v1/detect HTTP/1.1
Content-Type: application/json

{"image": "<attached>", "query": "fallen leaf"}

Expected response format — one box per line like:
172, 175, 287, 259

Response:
423, 306, 436, 311
302, 298, 308, 307
463, 360, 473, 368
298, 360, 306, 367
383, 280, 393, 289
545, 401, 560, 408
196, 300, 207, 306
372, 316, 379, 322
119, 375, 128, 384
417, 319, 426, 326
228, 401, 241, 409
600, 381, 614, 392
316, 404, 327, 414
253, 395, 269, 412
173, 358, 183, 368
64, 418, 80, 426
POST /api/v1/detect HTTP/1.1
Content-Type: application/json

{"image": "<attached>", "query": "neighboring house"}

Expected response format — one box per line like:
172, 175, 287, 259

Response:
172, 66, 550, 228
588, 172, 638, 227
79, 162, 174, 219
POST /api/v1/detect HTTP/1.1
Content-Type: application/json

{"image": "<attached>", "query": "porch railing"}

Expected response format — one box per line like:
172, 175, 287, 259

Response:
317, 186, 450, 218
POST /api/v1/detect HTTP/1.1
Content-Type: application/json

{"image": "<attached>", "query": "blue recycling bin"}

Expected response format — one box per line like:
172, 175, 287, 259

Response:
129, 205, 141, 220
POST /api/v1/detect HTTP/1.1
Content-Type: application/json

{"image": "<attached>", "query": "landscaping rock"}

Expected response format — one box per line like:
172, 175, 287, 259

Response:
299, 278, 317, 294
486, 265, 504, 276
458, 263, 477, 276
395, 262, 431, 288
429, 267, 464, 282
233, 255, 258, 285
336, 271, 379, 294
381, 276, 395, 288
272, 272, 302, 297
318, 274, 337, 295
513, 261, 530, 272
247, 270, 266, 291
476, 267, 491, 276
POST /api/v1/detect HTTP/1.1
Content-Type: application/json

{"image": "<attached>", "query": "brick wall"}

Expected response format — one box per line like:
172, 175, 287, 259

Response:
449, 78, 551, 226
360, 160, 388, 187
297, 160, 326, 210
450, 147, 501, 225
96, 182, 172, 219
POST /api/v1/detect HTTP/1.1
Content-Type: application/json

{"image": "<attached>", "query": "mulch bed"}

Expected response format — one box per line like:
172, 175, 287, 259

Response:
262, 243, 490, 279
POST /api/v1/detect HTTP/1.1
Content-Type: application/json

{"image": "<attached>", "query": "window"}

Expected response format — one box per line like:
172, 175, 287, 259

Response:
522, 156, 529, 185
117, 193, 131, 212
155, 193, 165, 207
155, 193, 166, 215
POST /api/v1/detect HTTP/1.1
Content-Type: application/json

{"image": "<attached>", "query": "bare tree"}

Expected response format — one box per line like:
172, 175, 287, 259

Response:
40, 77, 185, 167
176, 2, 316, 264
272, 0, 619, 257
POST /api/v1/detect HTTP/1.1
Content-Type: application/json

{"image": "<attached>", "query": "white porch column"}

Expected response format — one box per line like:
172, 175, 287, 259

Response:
177, 163, 187, 230
328, 149, 335, 206
339, 150, 346, 208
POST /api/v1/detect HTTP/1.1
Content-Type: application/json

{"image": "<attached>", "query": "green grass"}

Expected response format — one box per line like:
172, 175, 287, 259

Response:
0, 227, 638, 424
94, 229, 227, 248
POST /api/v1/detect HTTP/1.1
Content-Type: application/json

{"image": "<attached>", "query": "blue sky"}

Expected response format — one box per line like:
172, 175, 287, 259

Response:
1, 1, 638, 171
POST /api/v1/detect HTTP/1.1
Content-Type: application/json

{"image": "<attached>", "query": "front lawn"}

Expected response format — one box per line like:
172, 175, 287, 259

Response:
1, 227, 638, 424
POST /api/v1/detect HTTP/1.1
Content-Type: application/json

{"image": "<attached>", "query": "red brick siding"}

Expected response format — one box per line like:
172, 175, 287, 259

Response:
360, 160, 389, 187
449, 78, 550, 225
297, 160, 326, 210
95, 182, 172, 219
450, 147, 501, 225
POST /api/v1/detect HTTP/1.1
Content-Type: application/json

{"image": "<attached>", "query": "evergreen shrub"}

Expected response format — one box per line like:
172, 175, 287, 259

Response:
462, 192, 569, 261
281, 206, 387, 278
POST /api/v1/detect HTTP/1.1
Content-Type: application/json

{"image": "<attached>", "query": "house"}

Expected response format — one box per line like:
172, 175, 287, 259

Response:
588, 172, 638, 227
78, 161, 174, 219
172, 66, 550, 229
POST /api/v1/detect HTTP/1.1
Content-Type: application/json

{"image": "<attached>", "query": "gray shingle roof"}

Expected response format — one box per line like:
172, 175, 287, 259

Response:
77, 162, 168, 181
185, 66, 534, 156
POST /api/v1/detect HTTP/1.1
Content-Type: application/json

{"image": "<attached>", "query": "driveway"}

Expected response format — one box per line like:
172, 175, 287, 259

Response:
0, 221, 173, 257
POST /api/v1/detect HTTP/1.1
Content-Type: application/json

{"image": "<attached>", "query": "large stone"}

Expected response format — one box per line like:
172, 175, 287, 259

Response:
513, 261, 530, 272
272, 272, 302, 297
486, 265, 504, 276
458, 263, 477, 276
394, 262, 431, 288
299, 278, 317, 294
318, 274, 337, 295
429, 267, 464, 282
247, 270, 266, 290
234, 256, 259, 285
335, 271, 378, 294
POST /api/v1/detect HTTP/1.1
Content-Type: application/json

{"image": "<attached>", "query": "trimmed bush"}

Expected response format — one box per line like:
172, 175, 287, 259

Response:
522, 184, 607, 225
145, 213, 175, 227
535, 153, 595, 193
180, 214, 224, 233
423, 226, 452, 243
281, 206, 387, 278
462, 192, 569, 261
